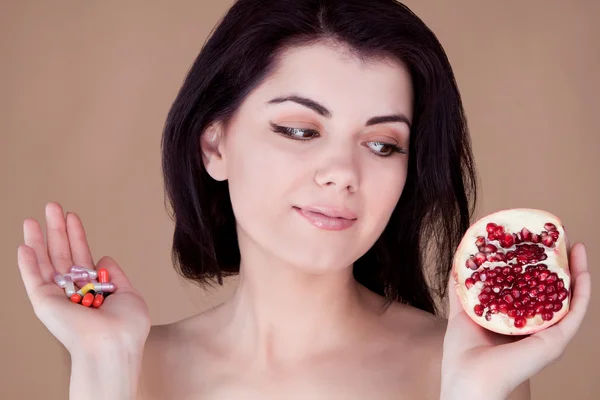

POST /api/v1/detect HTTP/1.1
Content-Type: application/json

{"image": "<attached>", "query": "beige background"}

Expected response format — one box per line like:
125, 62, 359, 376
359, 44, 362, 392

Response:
1, 0, 598, 398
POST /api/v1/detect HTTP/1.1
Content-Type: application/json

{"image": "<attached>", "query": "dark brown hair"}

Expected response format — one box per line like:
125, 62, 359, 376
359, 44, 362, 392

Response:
161, 0, 477, 316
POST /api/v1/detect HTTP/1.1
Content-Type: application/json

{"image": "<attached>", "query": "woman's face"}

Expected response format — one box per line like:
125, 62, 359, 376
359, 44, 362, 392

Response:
204, 42, 413, 273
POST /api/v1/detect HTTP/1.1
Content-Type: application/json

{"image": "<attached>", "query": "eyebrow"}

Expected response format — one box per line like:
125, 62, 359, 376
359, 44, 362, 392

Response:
266, 94, 412, 129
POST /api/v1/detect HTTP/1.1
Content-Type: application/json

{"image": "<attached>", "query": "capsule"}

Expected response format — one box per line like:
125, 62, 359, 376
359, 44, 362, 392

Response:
70, 265, 98, 279
92, 282, 116, 293
76, 283, 96, 296
91, 293, 104, 308
70, 293, 82, 303
98, 268, 109, 283
53, 272, 67, 288
64, 276, 76, 297
81, 292, 94, 307
64, 271, 89, 282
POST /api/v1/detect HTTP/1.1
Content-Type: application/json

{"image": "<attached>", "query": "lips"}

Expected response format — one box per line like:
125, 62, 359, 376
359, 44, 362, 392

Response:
293, 206, 357, 231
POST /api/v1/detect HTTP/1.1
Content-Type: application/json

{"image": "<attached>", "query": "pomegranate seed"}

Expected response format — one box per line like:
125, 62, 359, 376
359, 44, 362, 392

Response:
474, 253, 487, 266
475, 236, 486, 247
514, 301, 523, 309
495, 253, 506, 262
538, 271, 549, 281
529, 289, 538, 298
526, 309, 536, 318
492, 285, 502, 293
514, 317, 527, 328
479, 273, 487, 282
521, 228, 532, 241
483, 244, 497, 253
512, 264, 523, 273
528, 279, 538, 288
535, 304, 545, 314
557, 280, 565, 289
542, 235, 554, 247
524, 273, 532, 281
515, 232, 522, 244
550, 231, 559, 241
472, 272, 480, 281
466, 258, 478, 270
546, 274, 557, 284
507, 251, 516, 260
474, 304, 484, 316
499, 303, 509, 314
548, 293, 558, 302
503, 294, 514, 303
521, 296, 531, 306
487, 255, 498, 262
495, 276, 504, 284
554, 302, 563, 312
541, 312, 553, 321
539, 253, 548, 261
494, 226, 504, 238
511, 289, 521, 299
485, 312, 492, 321
506, 275, 516, 283
546, 285, 556, 293
557, 289, 569, 301
501, 267, 511, 275
538, 294, 547, 302
531, 234, 540, 243
544, 303, 554, 311
488, 302, 498, 311
544, 223, 557, 231
486, 223, 497, 234
465, 278, 475, 289
500, 233, 515, 248
478, 293, 490, 304
508, 309, 518, 318
537, 284, 546, 292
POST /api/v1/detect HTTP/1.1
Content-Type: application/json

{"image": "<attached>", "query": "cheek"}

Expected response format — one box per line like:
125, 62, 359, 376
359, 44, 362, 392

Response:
364, 160, 408, 222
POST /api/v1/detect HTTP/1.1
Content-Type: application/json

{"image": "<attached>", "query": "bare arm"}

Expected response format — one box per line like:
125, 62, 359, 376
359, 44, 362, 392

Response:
70, 344, 144, 400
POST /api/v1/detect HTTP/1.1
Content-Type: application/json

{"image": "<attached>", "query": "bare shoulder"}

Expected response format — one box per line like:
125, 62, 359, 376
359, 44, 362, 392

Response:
137, 311, 218, 400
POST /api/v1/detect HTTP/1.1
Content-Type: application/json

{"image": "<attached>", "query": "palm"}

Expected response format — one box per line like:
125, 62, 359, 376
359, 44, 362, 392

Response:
17, 202, 150, 354
441, 242, 591, 397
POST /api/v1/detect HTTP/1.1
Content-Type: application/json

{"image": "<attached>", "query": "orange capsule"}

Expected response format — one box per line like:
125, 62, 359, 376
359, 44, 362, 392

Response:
92, 293, 105, 308
81, 292, 94, 307
98, 268, 109, 284
70, 293, 82, 303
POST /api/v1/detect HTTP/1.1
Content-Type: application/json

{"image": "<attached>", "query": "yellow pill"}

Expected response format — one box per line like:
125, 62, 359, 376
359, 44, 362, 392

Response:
77, 283, 95, 296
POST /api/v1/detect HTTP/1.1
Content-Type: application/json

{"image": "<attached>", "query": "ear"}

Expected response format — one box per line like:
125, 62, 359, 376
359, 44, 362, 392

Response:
200, 122, 228, 181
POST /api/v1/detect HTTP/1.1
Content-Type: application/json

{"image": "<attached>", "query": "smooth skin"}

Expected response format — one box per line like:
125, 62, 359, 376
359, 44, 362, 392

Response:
17, 42, 591, 400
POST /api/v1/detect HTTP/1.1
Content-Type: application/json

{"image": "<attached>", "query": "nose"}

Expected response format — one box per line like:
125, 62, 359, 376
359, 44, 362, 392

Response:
314, 151, 359, 194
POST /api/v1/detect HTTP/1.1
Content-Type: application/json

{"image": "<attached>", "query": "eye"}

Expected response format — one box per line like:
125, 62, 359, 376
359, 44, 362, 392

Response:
270, 123, 319, 140
365, 141, 408, 158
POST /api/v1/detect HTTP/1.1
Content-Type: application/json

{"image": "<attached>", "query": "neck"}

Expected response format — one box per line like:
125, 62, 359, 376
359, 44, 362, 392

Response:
215, 236, 378, 368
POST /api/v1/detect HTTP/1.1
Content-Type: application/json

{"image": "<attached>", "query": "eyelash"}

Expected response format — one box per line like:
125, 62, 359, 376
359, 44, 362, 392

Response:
270, 124, 407, 158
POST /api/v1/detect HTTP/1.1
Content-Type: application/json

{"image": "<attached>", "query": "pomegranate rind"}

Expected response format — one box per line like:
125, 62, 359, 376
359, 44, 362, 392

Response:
452, 208, 571, 335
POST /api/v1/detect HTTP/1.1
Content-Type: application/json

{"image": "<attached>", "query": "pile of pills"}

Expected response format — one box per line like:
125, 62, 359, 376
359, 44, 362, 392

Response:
52, 266, 116, 308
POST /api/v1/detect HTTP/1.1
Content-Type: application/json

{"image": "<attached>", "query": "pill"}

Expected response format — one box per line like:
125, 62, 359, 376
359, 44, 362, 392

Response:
70, 293, 82, 303
98, 268, 109, 283
81, 292, 94, 307
91, 293, 104, 308
53, 272, 67, 288
64, 277, 76, 297
76, 283, 95, 296
70, 265, 98, 279
64, 271, 89, 281
93, 282, 116, 293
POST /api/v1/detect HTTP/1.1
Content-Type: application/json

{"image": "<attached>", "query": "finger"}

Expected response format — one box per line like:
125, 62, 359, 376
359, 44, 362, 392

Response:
45, 202, 74, 274
482, 243, 591, 384
66, 212, 95, 269
17, 245, 46, 299
447, 270, 464, 321
535, 243, 591, 345
23, 218, 55, 282
95, 255, 135, 293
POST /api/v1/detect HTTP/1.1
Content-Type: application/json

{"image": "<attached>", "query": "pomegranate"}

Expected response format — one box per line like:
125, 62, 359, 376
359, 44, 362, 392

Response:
452, 208, 571, 335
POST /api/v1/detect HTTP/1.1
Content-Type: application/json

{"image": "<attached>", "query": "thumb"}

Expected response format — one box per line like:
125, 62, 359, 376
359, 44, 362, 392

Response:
95, 256, 137, 294
447, 269, 465, 321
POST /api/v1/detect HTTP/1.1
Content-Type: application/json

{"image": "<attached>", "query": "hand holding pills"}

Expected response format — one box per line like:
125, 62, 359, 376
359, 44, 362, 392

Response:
17, 202, 151, 357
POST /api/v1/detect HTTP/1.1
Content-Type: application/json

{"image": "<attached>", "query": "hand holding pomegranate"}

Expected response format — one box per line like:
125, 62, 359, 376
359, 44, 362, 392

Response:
441, 209, 591, 399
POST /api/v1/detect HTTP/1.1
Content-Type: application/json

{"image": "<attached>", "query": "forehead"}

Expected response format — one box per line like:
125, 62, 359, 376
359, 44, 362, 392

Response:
253, 42, 414, 119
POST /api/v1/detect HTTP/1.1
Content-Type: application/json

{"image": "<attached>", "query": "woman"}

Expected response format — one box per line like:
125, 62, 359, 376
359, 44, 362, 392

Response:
17, 0, 591, 398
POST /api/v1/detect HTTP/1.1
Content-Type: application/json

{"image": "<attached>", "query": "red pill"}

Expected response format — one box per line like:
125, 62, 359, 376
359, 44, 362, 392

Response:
70, 293, 82, 303
81, 292, 94, 307
92, 293, 105, 308
98, 268, 109, 284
